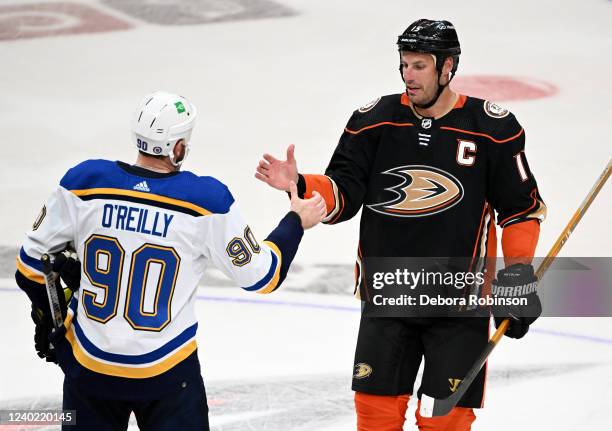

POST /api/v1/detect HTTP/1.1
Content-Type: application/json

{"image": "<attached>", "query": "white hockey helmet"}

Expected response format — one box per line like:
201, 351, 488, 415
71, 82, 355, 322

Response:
131, 91, 197, 166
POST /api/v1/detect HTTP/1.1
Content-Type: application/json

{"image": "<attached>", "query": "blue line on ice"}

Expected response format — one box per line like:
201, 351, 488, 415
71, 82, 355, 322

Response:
3, 286, 612, 345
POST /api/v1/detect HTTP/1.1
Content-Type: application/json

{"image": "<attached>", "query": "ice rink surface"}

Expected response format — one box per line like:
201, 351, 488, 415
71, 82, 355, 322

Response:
1, 0, 611, 429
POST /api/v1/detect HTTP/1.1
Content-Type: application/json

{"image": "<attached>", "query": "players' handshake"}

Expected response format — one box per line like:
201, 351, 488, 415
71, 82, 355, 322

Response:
288, 180, 326, 229
256, 145, 326, 229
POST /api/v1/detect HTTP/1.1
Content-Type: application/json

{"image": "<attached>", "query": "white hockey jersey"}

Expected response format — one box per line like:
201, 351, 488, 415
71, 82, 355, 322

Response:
16, 160, 296, 380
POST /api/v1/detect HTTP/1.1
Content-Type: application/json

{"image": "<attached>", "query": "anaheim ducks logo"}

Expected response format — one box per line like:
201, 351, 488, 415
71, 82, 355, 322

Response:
367, 165, 464, 217
354, 363, 372, 379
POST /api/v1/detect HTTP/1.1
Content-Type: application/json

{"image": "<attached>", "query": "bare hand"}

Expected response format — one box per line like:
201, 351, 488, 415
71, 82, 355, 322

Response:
255, 145, 299, 192
288, 181, 326, 229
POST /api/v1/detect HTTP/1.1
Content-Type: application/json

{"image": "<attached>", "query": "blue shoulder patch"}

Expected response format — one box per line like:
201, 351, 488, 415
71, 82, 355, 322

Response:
59, 159, 234, 215
172, 171, 234, 214
60, 159, 117, 191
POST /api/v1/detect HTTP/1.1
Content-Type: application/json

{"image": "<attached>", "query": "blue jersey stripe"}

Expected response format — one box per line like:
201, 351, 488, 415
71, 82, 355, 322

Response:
242, 251, 278, 292
19, 247, 43, 271
69, 296, 78, 313
72, 320, 198, 364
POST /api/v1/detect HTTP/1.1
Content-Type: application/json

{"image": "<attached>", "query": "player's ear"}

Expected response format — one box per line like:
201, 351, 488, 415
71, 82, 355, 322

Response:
173, 139, 186, 161
441, 57, 454, 84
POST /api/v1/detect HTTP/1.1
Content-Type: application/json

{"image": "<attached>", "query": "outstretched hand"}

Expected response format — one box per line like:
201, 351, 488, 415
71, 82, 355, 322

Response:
288, 181, 326, 229
255, 145, 299, 192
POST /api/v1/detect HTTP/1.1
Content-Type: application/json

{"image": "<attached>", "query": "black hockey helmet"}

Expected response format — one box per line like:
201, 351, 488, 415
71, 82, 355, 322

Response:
397, 19, 461, 75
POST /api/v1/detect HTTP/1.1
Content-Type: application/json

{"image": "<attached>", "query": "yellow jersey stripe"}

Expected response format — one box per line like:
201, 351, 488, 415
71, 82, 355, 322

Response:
257, 241, 283, 294
64, 310, 74, 330
65, 327, 197, 378
16, 256, 45, 284
70, 188, 212, 217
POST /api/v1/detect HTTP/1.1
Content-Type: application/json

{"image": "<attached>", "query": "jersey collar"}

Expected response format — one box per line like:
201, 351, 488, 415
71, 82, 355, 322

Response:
401, 92, 467, 119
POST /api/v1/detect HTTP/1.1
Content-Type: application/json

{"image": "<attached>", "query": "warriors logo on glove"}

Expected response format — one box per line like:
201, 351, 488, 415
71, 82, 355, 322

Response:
491, 263, 542, 339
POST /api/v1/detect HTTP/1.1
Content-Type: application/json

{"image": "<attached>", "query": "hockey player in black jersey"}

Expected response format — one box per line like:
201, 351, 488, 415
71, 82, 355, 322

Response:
256, 19, 545, 431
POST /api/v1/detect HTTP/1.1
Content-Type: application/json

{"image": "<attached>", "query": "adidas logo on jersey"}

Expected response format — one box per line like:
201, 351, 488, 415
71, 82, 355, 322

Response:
133, 181, 150, 192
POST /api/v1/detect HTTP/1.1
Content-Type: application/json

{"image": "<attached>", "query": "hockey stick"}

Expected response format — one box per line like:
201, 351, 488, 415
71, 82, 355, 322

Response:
420, 158, 612, 417
41, 253, 65, 330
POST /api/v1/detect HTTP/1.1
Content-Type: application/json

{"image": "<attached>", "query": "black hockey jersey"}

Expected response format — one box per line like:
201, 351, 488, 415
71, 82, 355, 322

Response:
299, 93, 546, 287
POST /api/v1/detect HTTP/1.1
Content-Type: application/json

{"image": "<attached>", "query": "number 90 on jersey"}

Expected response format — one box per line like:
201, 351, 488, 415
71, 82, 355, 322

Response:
226, 226, 261, 267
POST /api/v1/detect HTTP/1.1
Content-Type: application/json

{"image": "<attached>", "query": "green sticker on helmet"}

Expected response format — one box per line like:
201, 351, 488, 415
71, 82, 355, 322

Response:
175, 101, 185, 113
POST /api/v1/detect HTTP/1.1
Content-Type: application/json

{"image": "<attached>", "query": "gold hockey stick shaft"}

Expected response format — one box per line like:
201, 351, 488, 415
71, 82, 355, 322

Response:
426, 158, 611, 417
497, 158, 611, 335
534, 158, 611, 280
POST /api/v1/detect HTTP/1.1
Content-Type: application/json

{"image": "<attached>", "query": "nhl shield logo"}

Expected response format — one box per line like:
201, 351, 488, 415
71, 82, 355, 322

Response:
421, 118, 432, 129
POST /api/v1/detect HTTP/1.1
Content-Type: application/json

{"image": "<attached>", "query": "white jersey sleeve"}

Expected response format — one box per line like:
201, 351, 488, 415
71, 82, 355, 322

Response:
17, 186, 77, 287
201, 202, 282, 294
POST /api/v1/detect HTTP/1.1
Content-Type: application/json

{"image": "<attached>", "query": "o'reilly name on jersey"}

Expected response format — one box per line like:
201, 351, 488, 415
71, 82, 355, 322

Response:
101, 204, 174, 238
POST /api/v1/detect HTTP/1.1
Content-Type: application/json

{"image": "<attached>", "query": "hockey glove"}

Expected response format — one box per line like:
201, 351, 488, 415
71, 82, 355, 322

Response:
52, 249, 81, 292
31, 305, 57, 363
492, 263, 542, 339
30, 280, 75, 364
30, 250, 80, 364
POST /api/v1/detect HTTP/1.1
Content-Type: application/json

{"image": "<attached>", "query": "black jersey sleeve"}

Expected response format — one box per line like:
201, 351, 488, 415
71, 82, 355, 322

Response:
320, 110, 381, 224
486, 114, 547, 228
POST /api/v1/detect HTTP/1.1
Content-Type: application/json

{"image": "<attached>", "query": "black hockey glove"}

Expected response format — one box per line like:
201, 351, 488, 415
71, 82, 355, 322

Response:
492, 263, 542, 339
30, 250, 80, 364
31, 305, 57, 364
30, 280, 76, 364
52, 249, 81, 292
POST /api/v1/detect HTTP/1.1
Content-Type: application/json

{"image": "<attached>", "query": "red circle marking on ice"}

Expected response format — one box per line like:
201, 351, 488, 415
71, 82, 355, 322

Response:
451, 76, 557, 101
0, 2, 131, 41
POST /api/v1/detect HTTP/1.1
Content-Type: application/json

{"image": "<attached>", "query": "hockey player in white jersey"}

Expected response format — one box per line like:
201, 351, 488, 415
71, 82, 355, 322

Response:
15, 91, 326, 430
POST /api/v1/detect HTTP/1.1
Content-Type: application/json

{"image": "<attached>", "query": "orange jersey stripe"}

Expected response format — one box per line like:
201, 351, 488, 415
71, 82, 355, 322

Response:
345, 122, 414, 135
440, 126, 524, 144
469, 203, 489, 270
498, 188, 539, 227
